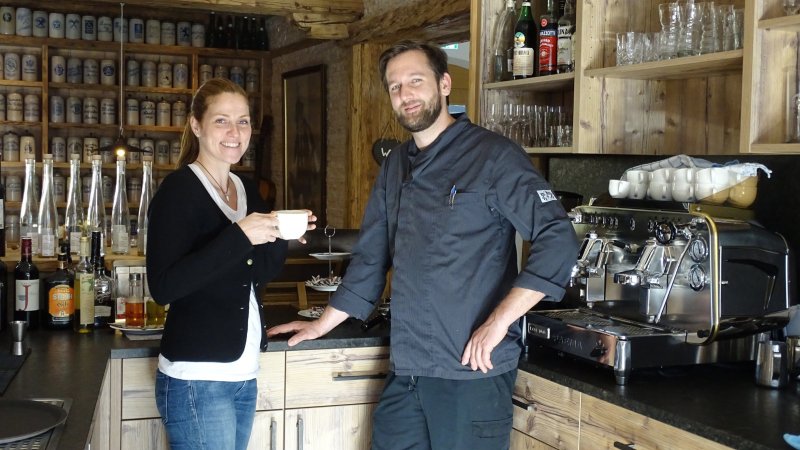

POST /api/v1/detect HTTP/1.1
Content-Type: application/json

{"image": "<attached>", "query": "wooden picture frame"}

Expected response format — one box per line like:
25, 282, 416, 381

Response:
283, 65, 326, 224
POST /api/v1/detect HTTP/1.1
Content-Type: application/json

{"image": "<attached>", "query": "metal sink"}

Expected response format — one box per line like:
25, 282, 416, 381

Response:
0, 398, 72, 450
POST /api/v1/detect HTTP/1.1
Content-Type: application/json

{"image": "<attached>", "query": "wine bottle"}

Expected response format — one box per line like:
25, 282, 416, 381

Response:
258, 17, 269, 51
513, 1, 538, 79
92, 230, 114, 328
14, 236, 40, 330
86, 155, 107, 248
539, 0, 558, 76
206, 11, 217, 48
19, 157, 39, 254
44, 250, 74, 330
490, 0, 517, 82
110, 155, 130, 254
37, 154, 59, 257
137, 156, 154, 256
74, 236, 94, 333
64, 153, 84, 255
557, 0, 576, 74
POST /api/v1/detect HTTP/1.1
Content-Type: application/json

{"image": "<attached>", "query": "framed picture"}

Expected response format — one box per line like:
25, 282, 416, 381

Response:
283, 65, 327, 225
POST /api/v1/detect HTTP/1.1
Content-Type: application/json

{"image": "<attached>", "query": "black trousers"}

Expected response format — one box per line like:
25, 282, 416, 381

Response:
371, 370, 516, 450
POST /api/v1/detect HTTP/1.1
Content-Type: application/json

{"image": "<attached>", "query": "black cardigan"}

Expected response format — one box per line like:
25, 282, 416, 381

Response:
146, 166, 288, 362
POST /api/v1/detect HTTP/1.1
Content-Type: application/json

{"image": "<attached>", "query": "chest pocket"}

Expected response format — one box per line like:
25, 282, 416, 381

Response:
433, 191, 491, 239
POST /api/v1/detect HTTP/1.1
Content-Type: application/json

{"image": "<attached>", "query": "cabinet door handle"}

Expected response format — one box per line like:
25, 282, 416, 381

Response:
297, 416, 304, 450
511, 394, 534, 411
613, 442, 636, 450
270, 419, 276, 450
331, 371, 388, 381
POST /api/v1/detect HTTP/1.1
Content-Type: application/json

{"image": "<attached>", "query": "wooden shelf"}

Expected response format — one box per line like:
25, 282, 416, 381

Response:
0, 80, 43, 88
524, 146, 574, 154
49, 123, 119, 132
49, 82, 119, 93
0, 121, 42, 127
758, 14, 800, 32
126, 86, 193, 96
749, 143, 800, 154
484, 72, 575, 92
584, 50, 744, 80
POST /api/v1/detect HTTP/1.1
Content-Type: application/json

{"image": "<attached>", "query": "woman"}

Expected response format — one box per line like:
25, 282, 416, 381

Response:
146, 78, 313, 449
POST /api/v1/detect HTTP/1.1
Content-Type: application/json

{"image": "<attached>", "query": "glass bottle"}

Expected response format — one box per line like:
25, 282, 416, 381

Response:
92, 230, 113, 328
0, 256, 5, 333
86, 154, 106, 248
557, 0, 575, 74
491, 0, 517, 82
0, 155, 5, 258
73, 235, 94, 333
126, 272, 145, 328
37, 154, 59, 257
258, 17, 269, 50
111, 155, 130, 254
44, 249, 74, 329
206, 11, 217, 48
539, 0, 558, 76
65, 153, 84, 254
513, 1, 538, 79
19, 157, 39, 254
14, 236, 40, 330
137, 155, 154, 256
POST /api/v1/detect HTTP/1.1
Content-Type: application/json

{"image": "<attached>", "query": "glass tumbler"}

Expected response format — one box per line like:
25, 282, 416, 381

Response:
659, 2, 680, 59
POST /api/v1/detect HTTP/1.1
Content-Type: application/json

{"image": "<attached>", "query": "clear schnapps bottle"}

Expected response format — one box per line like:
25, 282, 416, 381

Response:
137, 155, 154, 256
37, 154, 59, 257
111, 154, 130, 254
64, 153, 84, 255
19, 157, 39, 254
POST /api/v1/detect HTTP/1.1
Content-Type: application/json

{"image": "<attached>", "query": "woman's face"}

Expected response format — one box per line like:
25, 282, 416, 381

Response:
192, 92, 252, 165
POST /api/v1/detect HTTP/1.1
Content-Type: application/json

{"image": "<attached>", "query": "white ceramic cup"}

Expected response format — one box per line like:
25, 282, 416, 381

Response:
628, 181, 648, 199
695, 183, 728, 204
276, 210, 309, 240
671, 182, 695, 202
648, 182, 672, 201
650, 167, 674, 183
608, 179, 631, 198
624, 169, 649, 183
673, 167, 696, 184
696, 167, 731, 189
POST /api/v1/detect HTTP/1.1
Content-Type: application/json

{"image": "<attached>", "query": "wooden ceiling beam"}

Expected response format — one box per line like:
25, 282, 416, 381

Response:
87, 0, 364, 17
344, 0, 470, 45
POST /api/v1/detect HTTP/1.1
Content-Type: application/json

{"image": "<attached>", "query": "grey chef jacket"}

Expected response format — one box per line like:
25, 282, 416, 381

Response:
329, 115, 578, 380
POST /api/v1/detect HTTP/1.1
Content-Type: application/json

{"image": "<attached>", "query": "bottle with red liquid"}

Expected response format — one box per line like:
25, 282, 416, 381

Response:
538, 0, 559, 76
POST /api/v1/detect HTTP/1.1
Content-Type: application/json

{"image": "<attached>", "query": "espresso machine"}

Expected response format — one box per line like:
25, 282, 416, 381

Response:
526, 202, 796, 384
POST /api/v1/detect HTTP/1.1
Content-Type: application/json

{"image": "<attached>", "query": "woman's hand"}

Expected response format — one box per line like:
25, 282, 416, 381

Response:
238, 212, 282, 245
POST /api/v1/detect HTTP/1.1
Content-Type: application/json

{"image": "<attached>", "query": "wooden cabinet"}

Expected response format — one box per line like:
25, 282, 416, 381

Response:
579, 394, 731, 450
512, 370, 580, 449
469, 0, 796, 156
284, 404, 376, 450
510, 428, 556, 450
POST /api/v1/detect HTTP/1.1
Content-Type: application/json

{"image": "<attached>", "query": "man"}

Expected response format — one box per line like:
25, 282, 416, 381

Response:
268, 40, 578, 449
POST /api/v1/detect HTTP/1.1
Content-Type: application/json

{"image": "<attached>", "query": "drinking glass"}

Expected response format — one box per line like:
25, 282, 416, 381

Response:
659, 2, 680, 59
678, 1, 703, 57
698, 2, 717, 54
785, 0, 800, 15
719, 4, 735, 50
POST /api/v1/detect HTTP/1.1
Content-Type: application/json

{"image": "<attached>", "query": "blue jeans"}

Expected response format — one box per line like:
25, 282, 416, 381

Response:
155, 370, 257, 450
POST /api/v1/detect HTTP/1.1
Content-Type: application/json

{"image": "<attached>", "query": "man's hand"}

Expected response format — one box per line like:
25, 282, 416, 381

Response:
461, 319, 508, 373
267, 306, 350, 347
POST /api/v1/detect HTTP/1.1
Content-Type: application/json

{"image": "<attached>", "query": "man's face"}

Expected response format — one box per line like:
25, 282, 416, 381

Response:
385, 50, 447, 133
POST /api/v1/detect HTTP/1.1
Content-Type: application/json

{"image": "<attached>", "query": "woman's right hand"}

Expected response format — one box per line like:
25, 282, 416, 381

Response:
238, 212, 282, 245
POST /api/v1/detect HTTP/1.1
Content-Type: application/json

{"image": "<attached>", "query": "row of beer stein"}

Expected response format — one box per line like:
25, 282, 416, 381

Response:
0, 92, 40, 122
48, 95, 188, 128
0, 6, 206, 47
1, 52, 39, 81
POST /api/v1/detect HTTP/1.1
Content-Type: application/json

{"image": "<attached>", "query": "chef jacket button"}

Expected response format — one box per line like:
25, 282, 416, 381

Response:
246, 258, 253, 265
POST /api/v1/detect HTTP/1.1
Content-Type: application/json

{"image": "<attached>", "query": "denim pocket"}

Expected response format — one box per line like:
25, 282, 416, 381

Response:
471, 416, 512, 438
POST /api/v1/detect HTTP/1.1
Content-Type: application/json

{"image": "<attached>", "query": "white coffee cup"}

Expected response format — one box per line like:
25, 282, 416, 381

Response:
695, 183, 728, 204
671, 182, 695, 202
276, 210, 308, 240
624, 170, 648, 183
650, 167, 673, 184
608, 179, 630, 198
672, 167, 696, 184
696, 167, 731, 189
648, 182, 672, 201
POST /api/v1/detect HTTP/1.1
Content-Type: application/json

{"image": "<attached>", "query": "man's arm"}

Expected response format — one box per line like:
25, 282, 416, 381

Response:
461, 287, 544, 373
267, 306, 350, 346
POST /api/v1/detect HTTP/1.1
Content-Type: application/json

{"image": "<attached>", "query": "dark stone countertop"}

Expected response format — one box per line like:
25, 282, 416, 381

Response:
520, 346, 800, 450
0, 305, 389, 449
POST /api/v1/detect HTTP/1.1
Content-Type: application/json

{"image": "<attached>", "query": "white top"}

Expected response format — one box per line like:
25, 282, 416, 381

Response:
158, 164, 261, 381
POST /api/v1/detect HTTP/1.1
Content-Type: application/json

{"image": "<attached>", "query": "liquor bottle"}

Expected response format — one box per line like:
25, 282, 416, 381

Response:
538, 0, 558, 76
225, 15, 235, 49
92, 231, 113, 328
557, 0, 575, 74
249, 17, 259, 50
64, 154, 84, 255
137, 156, 154, 256
44, 250, 74, 329
86, 155, 107, 248
491, 0, 517, 82
513, 1, 538, 79
19, 157, 39, 254
258, 17, 269, 51
14, 236, 40, 330
206, 11, 217, 48
110, 155, 130, 254
37, 154, 59, 257
74, 236, 94, 333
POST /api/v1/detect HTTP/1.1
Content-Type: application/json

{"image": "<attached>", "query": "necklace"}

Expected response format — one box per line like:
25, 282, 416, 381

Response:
195, 160, 231, 201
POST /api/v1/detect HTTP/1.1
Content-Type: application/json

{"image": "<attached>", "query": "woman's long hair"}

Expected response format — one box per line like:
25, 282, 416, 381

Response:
177, 78, 249, 168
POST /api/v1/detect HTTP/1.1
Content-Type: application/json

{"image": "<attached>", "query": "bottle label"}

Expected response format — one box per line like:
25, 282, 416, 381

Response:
15, 279, 40, 312
112, 225, 130, 254
557, 25, 574, 68
539, 29, 558, 74
513, 48, 534, 78
49, 284, 74, 318
78, 272, 95, 325
40, 233, 56, 257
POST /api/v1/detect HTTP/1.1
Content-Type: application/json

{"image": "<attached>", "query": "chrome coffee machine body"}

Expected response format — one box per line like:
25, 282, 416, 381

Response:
527, 203, 795, 384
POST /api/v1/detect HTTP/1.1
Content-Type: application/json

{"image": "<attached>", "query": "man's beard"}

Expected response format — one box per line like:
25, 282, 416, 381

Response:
394, 93, 442, 133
